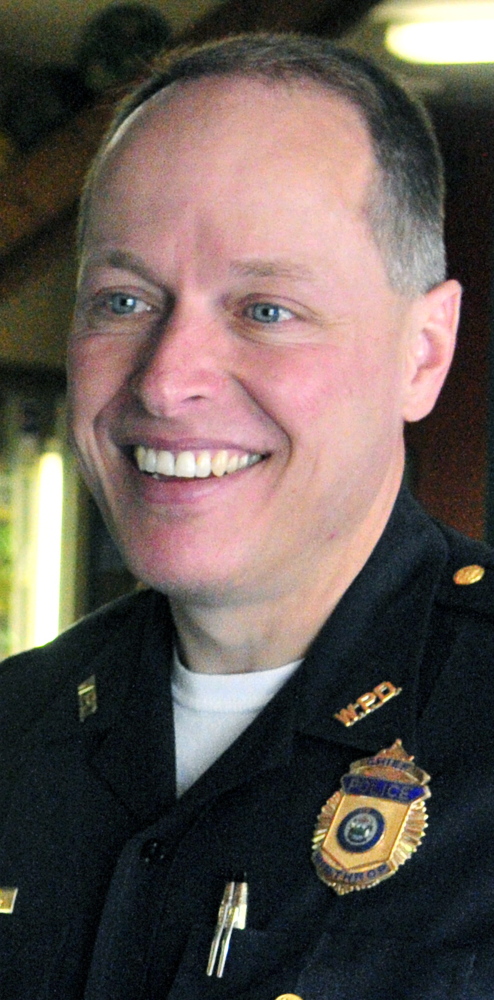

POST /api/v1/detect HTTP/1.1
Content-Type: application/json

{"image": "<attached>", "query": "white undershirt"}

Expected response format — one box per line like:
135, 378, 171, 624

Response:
172, 651, 302, 796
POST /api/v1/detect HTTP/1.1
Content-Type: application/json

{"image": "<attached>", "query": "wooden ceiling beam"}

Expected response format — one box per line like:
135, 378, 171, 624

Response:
0, 103, 112, 259
185, 0, 334, 39
185, 0, 377, 39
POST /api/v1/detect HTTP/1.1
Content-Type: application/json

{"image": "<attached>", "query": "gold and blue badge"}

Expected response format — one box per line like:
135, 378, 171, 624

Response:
312, 740, 430, 895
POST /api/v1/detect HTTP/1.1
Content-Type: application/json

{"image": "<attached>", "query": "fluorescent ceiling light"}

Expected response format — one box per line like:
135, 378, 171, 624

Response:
33, 450, 64, 647
375, 2, 494, 63
387, 20, 494, 62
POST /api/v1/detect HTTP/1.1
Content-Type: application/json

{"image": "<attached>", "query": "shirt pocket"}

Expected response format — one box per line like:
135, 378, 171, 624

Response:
156, 923, 301, 1000
296, 932, 477, 1000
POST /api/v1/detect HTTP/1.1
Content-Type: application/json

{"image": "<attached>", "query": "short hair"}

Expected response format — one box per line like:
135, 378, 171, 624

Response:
79, 33, 446, 297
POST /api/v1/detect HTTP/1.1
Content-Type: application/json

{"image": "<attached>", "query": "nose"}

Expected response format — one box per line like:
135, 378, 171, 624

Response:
130, 304, 230, 418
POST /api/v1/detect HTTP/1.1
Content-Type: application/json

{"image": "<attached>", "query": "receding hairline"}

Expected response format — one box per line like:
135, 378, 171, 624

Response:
100, 69, 373, 162
83, 70, 380, 246
78, 33, 446, 297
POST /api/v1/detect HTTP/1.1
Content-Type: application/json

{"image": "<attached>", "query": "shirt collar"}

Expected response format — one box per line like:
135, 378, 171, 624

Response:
295, 487, 449, 754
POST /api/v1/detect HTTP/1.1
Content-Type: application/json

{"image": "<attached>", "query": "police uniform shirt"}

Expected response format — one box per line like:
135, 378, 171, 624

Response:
1, 487, 494, 1000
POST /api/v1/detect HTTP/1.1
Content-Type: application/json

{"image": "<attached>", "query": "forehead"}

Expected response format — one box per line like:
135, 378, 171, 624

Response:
91, 75, 376, 220
80, 76, 390, 300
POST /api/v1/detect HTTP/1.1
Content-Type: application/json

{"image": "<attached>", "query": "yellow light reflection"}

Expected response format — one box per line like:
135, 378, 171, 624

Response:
386, 18, 494, 62
376, 1, 494, 21
33, 451, 64, 647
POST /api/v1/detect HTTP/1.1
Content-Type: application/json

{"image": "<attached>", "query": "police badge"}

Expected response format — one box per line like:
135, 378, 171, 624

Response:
312, 740, 430, 895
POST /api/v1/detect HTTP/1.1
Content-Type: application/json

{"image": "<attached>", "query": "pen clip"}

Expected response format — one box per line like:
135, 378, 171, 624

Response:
206, 880, 248, 978
206, 881, 235, 976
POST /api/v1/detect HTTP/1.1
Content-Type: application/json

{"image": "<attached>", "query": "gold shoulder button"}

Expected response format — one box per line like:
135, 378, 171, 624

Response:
0, 888, 18, 914
274, 995, 303, 1000
453, 564, 485, 586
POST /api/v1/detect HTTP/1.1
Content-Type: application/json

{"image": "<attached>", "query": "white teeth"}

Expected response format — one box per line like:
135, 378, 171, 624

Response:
174, 451, 196, 478
143, 449, 157, 473
195, 451, 212, 478
211, 449, 228, 477
134, 446, 263, 479
155, 450, 175, 476
135, 445, 147, 471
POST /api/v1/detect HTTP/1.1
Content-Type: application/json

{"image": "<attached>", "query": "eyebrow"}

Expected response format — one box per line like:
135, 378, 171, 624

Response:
229, 258, 316, 282
80, 250, 163, 287
79, 250, 317, 286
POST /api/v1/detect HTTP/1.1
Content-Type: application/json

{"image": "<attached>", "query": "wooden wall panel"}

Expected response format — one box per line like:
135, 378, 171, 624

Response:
406, 103, 493, 539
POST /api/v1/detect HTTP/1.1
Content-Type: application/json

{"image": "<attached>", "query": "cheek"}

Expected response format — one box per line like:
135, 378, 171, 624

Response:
265, 343, 404, 458
253, 346, 377, 431
68, 337, 134, 430
342, 331, 406, 405
244, 347, 344, 423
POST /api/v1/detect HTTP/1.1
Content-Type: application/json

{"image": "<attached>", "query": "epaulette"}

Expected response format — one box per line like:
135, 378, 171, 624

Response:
434, 521, 494, 619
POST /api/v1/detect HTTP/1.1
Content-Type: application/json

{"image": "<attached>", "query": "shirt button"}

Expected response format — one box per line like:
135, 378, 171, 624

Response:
140, 839, 167, 864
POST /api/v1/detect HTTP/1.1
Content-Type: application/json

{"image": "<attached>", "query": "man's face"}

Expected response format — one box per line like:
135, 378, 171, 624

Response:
70, 77, 428, 605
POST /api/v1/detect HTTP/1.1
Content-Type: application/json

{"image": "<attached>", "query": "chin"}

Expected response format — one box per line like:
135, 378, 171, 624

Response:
121, 546, 243, 602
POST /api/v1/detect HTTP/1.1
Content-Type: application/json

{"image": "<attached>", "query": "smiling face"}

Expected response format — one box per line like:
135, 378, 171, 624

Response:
70, 76, 456, 612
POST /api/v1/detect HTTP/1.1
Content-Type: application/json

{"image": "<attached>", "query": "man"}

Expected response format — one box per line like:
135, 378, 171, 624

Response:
1, 33, 493, 1000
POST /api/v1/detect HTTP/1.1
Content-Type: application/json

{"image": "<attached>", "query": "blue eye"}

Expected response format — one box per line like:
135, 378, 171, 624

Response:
108, 293, 150, 315
246, 303, 293, 323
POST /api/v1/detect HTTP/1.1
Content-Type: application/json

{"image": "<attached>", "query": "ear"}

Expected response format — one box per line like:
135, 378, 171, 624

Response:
402, 278, 461, 423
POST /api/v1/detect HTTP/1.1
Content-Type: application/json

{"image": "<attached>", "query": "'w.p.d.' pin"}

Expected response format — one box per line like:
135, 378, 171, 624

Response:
312, 740, 430, 895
